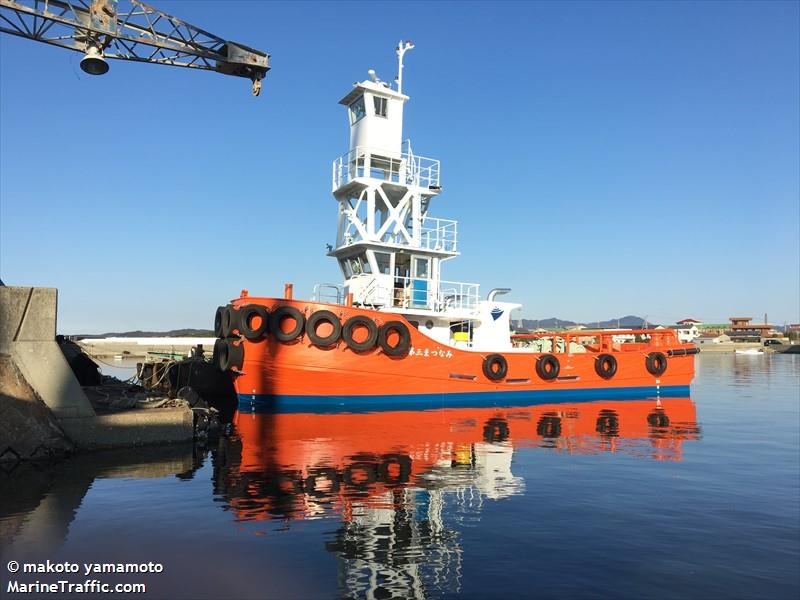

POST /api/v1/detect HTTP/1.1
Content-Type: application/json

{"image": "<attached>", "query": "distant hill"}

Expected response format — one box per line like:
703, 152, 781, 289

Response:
519, 315, 655, 330
77, 329, 214, 339
75, 315, 655, 338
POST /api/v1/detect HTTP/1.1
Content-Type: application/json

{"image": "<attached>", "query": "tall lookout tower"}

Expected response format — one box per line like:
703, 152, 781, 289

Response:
330, 45, 453, 307
329, 43, 517, 348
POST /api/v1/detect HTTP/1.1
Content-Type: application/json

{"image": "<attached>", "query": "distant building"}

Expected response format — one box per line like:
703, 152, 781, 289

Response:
696, 333, 731, 345
677, 318, 703, 326
670, 321, 700, 343
727, 317, 775, 341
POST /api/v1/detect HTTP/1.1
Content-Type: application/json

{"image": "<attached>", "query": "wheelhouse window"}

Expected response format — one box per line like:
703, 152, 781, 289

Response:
341, 259, 353, 278
413, 257, 430, 279
375, 252, 391, 275
349, 96, 366, 124
360, 254, 372, 274
345, 253, 371, 276
373, 96, 388, 117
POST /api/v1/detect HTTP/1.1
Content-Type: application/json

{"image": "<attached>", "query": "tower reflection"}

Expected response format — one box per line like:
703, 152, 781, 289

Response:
214, 397, 700, 598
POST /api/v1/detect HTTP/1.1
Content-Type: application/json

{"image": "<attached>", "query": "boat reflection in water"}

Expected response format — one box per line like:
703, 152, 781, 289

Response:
215, 396, 700, 598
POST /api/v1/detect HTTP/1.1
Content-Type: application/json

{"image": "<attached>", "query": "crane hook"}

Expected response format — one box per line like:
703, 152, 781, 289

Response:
251, 78, 262, 97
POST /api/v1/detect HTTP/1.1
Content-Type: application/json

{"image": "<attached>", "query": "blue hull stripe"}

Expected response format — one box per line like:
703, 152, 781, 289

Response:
236, 385, 691, 414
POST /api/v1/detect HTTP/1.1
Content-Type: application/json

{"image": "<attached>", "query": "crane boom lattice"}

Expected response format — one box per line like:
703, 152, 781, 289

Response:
0, 0, 269, 94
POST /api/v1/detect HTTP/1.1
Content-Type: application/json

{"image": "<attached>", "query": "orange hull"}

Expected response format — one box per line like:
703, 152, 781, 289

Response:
224, 397, 700, 522
215, 297, 696, 411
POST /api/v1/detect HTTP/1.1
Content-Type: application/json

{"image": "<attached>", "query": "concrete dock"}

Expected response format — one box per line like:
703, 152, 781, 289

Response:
696, 342, 763, 353
1, 286, 195, 462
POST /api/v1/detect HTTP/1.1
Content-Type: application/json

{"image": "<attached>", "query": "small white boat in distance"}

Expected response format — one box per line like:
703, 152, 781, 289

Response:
735, 348, 763, 355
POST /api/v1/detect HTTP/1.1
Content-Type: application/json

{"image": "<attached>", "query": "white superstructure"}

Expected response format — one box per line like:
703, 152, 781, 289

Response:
327, 43, 519, 350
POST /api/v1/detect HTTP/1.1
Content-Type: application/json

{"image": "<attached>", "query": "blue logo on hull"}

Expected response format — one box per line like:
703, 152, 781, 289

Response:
491, 307, 504, 321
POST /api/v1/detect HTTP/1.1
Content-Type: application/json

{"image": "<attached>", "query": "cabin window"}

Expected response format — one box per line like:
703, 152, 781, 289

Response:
359, 254, 372, 274
346, 253, 371, 276
349, 96, 366, 124
374, 96, 388, 117
375, 252, 391, 275
413, 257, 429, 279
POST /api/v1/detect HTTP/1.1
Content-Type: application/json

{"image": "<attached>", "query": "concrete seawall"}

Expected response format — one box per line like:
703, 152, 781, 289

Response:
0, 355, 73, 461
1, 287, 94, 419
1, 286, 194, 461
695, 342, 763, 353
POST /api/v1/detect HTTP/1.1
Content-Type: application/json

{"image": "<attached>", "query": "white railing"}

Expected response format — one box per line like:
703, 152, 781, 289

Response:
420, 217, 457, 253
342, 216, 457, 252
356, 275, 479, 313
312, 283, 344, 305
332, 144, 440, 191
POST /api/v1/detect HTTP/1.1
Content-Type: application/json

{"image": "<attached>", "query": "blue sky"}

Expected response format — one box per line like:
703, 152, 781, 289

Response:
1, 1, 798, 333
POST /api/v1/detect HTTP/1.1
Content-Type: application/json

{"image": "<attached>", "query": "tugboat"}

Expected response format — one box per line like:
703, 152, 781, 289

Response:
213, 43, 697, 411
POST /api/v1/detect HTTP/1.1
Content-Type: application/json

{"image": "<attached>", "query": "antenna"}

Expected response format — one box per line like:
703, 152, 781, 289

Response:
395, 39, 414, 94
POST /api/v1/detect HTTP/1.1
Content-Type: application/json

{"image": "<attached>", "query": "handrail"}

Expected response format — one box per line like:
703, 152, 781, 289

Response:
312, 283, 344, 305
360, 278, 380, 310
512, 328, 685, 350
354, 275, 479, 312
513, 328, 680, 338
420, 216, 458, 252
341, 216, 457, 252
332, 144, 440, 190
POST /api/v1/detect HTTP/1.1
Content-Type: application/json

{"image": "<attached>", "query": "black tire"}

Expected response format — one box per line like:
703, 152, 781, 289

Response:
214, 306, 225, 338
378, 454, 412, 485
595, 353, 617, 379
646, 352, 668, 376
220, 338, 244, 372
648, 410, 670, 428
304, 468, 340, 497
305, 310, 342, 347
213, 338, 226, 371
273, 472, 303, 495
269, 306, 305, 342
221, 305, 241, 337
482, 354, 508, 381
483, 417, 510, 443
239, 304, 270, 341
176, 386, 204, 408
536, 354, 560, 380
378, 321, 411, 357
537, 414, 562, 438
595, 409, 620, 436
343, 462, 377, 490
342, 315, 378, 352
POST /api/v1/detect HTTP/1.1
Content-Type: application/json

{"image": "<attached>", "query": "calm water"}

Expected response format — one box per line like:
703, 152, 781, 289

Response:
1, 353, 798, 599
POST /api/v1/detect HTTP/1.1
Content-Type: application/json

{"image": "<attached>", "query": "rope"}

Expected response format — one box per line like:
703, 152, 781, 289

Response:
90, 355, 139, 370
135, 360, 176, 388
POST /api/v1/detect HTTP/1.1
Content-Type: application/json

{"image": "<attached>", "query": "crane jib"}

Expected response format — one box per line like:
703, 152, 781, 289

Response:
0, 0, 269, 94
